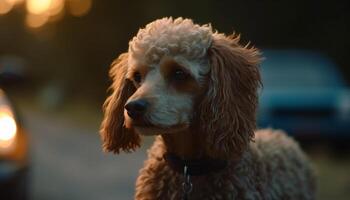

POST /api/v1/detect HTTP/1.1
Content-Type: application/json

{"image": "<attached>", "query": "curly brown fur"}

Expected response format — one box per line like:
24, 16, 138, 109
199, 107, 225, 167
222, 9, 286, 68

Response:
100, 17, 316, 200
100, 53, 140, 153
135, 130, 315, 200
198, 34, 261, 159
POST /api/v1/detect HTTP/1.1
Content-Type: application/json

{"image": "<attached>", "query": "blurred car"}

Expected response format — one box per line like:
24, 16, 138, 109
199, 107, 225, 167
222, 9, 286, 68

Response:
0, 68, 29, 199
258, 49, 350, 140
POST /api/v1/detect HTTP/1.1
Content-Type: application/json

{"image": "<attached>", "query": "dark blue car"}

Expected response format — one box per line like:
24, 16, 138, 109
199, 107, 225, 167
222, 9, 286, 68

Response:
258, 49, 350, 139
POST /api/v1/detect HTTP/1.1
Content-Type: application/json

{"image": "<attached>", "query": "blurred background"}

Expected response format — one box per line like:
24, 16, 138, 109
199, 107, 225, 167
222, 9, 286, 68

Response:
0, 0, 349, 199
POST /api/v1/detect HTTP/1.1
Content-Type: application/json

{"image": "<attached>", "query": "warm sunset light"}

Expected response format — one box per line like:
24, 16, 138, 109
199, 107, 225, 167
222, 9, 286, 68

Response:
67, 0, 92, 17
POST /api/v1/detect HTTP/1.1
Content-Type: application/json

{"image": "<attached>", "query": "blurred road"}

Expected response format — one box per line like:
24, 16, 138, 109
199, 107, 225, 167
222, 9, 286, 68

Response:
23, 110, 149, 200
19, 107, 350, 200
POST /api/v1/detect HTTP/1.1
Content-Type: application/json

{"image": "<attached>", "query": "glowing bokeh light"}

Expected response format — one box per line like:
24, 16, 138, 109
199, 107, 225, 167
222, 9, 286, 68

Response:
0, 0, 14, 15
0, 114, 17, 142
1, 0, 92, 28
0, 113, 17, 150
27, 0, 52, 15
7, 0, 25, 5
48, 0, 64, 17
49, 7, 64, 22
25, 13, 49, 28
0, 106, 17, 151
67, 0, 92, 17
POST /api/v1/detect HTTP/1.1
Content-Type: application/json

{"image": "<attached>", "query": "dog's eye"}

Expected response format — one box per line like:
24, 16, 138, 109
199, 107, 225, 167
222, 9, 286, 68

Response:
172, 69, 188, 81
133, 72, 142, 83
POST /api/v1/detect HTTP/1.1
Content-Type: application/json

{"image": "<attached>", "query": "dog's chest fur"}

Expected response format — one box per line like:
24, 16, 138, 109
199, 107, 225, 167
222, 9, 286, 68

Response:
135, 140, 265, 199
134, 132, 315, 200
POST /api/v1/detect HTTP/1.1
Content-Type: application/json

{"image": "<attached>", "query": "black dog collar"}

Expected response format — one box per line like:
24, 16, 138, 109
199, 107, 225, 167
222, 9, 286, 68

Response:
163, 152, 228, 176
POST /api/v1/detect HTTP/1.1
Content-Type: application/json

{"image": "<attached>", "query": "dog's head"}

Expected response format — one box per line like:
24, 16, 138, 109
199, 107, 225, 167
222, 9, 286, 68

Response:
100, 17, 261, 157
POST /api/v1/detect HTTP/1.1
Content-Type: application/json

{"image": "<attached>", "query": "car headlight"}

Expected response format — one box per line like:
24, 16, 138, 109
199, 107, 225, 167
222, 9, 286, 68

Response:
0, 103, 17, 153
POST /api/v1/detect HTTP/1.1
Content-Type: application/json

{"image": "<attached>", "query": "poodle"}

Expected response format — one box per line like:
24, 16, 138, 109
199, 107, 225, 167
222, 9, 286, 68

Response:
100, 17, 316, 200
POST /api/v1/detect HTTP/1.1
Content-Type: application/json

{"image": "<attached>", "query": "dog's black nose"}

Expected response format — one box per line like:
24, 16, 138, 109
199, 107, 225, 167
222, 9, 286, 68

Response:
125, 99, 148, 119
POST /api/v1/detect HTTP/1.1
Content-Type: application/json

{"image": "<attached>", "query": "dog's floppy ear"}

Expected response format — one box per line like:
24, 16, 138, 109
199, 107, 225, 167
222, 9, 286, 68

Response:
198, 34, 261, 158
100, 53, 140, 153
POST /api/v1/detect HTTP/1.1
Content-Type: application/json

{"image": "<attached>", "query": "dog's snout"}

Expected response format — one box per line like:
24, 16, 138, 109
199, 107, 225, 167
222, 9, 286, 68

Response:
125, 99, 149, 119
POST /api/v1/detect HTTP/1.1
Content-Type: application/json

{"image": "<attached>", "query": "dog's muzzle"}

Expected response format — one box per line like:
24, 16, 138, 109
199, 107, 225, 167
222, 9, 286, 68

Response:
125, 99, 149, 120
